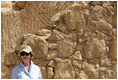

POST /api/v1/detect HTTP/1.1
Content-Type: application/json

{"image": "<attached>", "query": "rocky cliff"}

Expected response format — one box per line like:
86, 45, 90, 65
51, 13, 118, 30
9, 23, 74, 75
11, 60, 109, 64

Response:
1, 1, 117, 79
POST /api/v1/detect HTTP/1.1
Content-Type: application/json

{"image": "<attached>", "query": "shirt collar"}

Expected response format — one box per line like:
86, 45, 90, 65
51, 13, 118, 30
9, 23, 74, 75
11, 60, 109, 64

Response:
20, 60, 33, 68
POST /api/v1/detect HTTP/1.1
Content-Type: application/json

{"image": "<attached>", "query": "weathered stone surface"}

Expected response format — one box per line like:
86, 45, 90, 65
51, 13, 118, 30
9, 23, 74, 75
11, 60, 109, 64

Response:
88, 19, 112, 31
113, 14, 117, 28
83, 9, 90, 19
4, 52, 20, 66
1, 64, 9, 79
48, 43, 57, 49
48, 29, 66, 41
1, 1, 117, 79
54, 58, 62, 63
71, 51, 83, 60
57, 39, 76, 58
67, 31, 77, 41
1, 1, 13, 8
100, 55, 111, 67
109, 38, 117, 59
36, 29, 51, 39
71, 1, 90, 11
88, 5, 113, 31
1, 72, 7, 79
79, 71, 88, 79
48, 60, 55, 67
47, 67, 54, 79
69, 51, 83, 75
40, 67, 47, 79
83, 38, 107, 59
19, 34, 48, 59
83, 62, 99, 79
75, 1, 90, 8
51, 10, 67, 22
46, 50, 58, 60
54, 59, 75, 79
65, 10, 86, 30
32, 59, 49, 66
13, 1, 26, 9
99, 65, 117, 79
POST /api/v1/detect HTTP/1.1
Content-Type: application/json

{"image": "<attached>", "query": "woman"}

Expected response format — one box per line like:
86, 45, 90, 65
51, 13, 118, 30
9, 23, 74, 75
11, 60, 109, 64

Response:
12, 45, 42, 79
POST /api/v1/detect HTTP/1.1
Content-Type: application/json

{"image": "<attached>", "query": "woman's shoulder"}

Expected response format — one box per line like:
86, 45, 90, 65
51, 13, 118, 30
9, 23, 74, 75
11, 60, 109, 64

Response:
33, 64, 40, 68
31, 61, 40, 68
12, 65, 21, 73
32, 63, 41, 70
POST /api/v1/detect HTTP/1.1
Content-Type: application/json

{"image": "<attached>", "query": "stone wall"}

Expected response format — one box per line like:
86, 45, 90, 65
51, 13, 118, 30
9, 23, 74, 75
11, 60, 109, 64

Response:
1, 1, 117, 79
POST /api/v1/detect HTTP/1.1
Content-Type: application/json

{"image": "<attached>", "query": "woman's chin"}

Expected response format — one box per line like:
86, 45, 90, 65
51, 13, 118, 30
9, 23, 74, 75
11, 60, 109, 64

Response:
23, 59, 29, 62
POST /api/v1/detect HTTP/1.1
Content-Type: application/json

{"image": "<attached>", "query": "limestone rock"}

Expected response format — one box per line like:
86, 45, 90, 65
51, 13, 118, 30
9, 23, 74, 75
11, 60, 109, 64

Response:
1, 1, 13, 8
57, 39, 76, 58
19, 34, 48, 59
13, 1, 26, 9
71, 1, 90, 11
71, 51, 82, 60
91, 1, 101, 6
69, 51, 83, 76
102, 1, 110, 8
99, 66, 117, 79
69, 51, 83, 73
48, 43, 57, 49
51, 10, 67, 22
109, 65, 117, 78
83, 9, 90, 19
54, 58, 62, 63
1, 64, 9, 79
88, 19, 112, 31
4, 52, 20, 66
113, 14, 117, 28
46, 50, 58, 60
72, 60, 82, 71
32, 59, 49, 66
1, 1, 117, 79
79, 71, 88, 79
36, 29, 51, 39
40, 67, 47, 79
100, 56, 111, 67
83, 38, 107, 59
48, 60, 55, 67
54, 59, 75, 79
1, 72, 7, 79
47, 67, 54, 79
88, 5, 113, 31
75, 1, 90, 8
112, 28, 117, 37
48, 29, 67, 41
71, 3, 82, 11
65, 10, 86, 30
109, 38, 117, 59
83, 62, 99, 79
67, 31, 77, 41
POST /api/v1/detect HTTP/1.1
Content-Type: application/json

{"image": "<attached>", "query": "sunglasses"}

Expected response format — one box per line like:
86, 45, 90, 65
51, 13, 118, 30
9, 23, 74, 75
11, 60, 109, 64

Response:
20, 52, 31, 56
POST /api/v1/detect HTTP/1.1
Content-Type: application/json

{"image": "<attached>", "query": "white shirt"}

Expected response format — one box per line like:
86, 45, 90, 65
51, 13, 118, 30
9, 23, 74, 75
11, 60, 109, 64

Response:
12, 61, 42, 79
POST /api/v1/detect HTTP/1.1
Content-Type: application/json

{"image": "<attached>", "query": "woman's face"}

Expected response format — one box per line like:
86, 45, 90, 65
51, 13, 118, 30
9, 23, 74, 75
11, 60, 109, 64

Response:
20, 51, 31, 63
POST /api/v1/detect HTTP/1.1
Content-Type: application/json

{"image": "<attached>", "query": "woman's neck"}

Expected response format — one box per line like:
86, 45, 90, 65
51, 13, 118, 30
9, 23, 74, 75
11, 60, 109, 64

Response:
22, 60, 30, 67
22, 61, 30, 72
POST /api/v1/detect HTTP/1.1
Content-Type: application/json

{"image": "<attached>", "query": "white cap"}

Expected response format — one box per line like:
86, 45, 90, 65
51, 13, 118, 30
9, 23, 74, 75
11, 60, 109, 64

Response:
20, 45, 32, 53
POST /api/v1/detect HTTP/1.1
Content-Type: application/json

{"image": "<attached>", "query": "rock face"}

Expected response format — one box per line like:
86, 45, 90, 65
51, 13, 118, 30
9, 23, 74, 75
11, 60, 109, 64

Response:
1, 1, 117, 79
54, 59, 75, 79
20, 34, 49, 59
83, 38, 107, 59
109, 38, 117, 59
